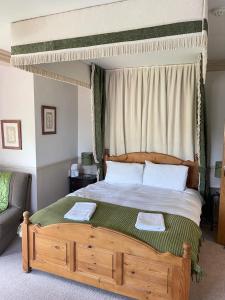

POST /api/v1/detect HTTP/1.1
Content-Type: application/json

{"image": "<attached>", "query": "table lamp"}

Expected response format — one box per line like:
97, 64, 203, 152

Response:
215, 161, 222, 178
81, 152, 94, 166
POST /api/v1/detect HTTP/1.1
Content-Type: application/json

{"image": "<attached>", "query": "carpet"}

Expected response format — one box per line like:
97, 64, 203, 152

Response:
0, 236, 225, 300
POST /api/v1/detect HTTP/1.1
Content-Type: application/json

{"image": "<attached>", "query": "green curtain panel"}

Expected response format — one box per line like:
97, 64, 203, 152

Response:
93, 65, 106, 180
199, 58, 207, 197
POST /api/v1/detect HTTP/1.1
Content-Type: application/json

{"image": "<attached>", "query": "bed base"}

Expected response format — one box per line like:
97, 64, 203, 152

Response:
22, 212, 191, 300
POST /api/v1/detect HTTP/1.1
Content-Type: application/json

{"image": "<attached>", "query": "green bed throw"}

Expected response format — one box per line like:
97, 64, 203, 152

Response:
0, 172, 12, 213
30, 196, 202, 279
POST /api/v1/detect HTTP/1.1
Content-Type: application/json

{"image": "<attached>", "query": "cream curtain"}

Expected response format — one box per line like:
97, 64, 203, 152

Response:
105, 64, 199, 161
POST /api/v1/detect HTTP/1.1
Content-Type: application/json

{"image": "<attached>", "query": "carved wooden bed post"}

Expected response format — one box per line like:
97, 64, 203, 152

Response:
22, 211, 31, 273
182, 242, 191, 300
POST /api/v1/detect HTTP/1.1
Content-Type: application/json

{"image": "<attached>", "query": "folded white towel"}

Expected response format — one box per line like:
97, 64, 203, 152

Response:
64, 202, 97, 221
135, 212, 165, 231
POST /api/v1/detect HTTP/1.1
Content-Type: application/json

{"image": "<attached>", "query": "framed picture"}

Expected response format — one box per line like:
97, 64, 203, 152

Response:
41, 105, 57, 135
1, 120, 22, 150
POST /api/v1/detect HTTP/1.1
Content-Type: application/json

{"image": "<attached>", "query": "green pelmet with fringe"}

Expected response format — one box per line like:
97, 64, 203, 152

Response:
30, 196, 203, 280
11, 19, 208, 55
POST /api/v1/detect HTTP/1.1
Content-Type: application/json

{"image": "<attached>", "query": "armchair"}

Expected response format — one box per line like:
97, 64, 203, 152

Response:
0, 171, 31, 254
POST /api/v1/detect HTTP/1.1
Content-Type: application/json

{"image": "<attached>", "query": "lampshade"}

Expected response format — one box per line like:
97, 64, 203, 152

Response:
81, 152, 94, 166
215, 161, 222, 178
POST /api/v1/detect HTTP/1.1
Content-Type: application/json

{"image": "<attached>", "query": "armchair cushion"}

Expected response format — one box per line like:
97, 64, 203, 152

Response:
0, 172, 12, 213
0, 206, 21, 236
0, 171, 31, 254
9, 172, 31, 211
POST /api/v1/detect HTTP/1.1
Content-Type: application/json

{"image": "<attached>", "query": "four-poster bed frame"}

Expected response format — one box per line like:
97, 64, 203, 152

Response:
22, 152, 199, 300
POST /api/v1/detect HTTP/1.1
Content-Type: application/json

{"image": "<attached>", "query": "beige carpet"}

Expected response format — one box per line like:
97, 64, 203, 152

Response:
190, 236, 225, 300
1, 235, 225, 300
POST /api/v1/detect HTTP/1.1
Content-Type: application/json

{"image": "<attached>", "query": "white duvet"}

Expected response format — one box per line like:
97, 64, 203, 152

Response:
67, 181, 203, 226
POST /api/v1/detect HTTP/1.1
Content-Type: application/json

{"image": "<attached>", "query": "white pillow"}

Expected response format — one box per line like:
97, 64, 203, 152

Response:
105, 161, 144, 185
143, 161, 188, 191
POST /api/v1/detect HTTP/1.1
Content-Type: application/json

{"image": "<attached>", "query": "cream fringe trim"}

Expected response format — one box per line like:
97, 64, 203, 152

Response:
11, 32, 208, 67
17, 64, 90, 89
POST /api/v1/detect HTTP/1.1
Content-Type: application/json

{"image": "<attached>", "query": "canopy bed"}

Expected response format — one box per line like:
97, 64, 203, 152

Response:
22, 152, 203, 300
13, 0, 208, 299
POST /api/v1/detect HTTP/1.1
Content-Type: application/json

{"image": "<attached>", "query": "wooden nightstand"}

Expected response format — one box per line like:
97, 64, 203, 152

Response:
69, 174, 97, 192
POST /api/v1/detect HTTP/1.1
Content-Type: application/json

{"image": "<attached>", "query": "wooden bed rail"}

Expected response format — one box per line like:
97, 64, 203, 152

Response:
22, 211, 191, 300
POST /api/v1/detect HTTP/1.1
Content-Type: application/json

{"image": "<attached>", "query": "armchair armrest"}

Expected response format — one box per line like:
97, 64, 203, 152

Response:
0, 206, 22, 235
9, 173, 31, 211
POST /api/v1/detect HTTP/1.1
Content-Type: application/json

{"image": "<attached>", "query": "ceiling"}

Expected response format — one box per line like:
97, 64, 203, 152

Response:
0, 0, 123, 51
0, 0, 224, 62
208, 0, 225, 60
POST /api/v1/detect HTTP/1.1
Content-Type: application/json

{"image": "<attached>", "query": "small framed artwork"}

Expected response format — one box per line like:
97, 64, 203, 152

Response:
41, 105, 57, 135
1, 120, 22, 150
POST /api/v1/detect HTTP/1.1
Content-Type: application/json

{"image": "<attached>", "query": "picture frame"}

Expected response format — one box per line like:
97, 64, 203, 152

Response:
41, 105, 57, 135
1, 120, 22, 150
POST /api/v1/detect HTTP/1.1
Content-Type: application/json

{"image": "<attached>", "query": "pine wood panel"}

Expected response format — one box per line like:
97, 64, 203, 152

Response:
22, 212, 191, 300
218, 126, 225, 245
104, 152, 199, 189
34, 235, 68, 267
123, 254, 169, 297
77, 244, 114, 278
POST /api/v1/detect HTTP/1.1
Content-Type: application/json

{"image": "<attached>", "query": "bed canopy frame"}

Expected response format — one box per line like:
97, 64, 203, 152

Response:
14, 1, 208, 299
10, 0, 208, 85
10, 0, 208, 191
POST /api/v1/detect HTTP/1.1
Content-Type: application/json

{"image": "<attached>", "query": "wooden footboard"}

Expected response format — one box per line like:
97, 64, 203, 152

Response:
22, 212, 191, 300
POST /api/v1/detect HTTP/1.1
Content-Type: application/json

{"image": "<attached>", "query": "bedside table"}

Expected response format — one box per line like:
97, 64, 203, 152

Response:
69, 174, 97, 192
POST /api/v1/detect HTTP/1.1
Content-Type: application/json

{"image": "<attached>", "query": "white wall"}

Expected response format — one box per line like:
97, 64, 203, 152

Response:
0, 66, 90, 210
0, 65, 36, 167
206, 71, 225, 188
77, 87, 92, 157
34, 76, 78, 208
77, 86, 97, 175
0, 64, 37, 211
34, 76, 78, 167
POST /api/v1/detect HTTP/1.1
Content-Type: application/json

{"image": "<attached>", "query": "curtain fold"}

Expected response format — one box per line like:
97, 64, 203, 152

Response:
105, 64, 198, 161
199, 59, 207, 196
91, 64, 106, 180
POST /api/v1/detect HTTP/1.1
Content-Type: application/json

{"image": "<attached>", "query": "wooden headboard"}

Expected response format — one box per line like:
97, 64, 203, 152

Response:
104, 152, 199, 189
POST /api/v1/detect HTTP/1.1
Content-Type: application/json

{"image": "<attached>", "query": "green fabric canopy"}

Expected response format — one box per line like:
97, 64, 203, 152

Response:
11, 20, 208, 56
199, 58, 207, 196
92, 64, 106, 180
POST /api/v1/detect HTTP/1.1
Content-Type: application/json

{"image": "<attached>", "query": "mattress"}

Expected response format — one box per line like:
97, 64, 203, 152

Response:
68, 181, 203, 225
